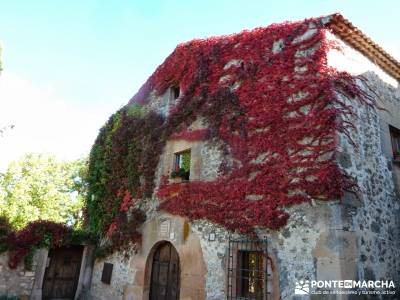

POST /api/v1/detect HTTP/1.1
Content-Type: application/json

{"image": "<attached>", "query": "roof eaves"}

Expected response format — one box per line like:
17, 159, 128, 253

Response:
323, 13, 400, 82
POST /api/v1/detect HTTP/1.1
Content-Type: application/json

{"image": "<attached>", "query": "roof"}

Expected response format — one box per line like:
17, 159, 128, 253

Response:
129, 13, 399, 105
323, 13, 400, 82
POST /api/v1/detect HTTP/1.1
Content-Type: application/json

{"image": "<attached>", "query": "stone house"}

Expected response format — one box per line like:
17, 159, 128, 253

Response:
1, 13, 399, 300
88, 13, 400, 300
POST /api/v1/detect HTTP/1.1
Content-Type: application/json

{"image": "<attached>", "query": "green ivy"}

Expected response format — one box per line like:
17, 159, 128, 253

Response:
126, 103, 145, 118
181, 151, 191, 172
23, 249, 34, 271
86, 107, 163, 254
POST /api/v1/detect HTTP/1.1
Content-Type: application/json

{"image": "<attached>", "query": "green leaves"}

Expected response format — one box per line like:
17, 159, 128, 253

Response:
126, 103, 145, 118
0, 153, 86, 230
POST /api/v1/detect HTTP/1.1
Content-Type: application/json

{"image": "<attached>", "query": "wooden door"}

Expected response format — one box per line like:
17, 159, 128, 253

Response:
149, 242, 180, 300
42, 246, 83, 300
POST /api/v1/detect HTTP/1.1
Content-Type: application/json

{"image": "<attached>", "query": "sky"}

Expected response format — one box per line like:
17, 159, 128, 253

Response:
0, 0, 399, 170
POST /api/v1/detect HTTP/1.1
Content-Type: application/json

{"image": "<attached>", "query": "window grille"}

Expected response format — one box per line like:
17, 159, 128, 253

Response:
227, 238, 269, 300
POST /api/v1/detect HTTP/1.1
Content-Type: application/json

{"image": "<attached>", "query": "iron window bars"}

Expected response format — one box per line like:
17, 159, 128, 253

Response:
227, 238, 269, 300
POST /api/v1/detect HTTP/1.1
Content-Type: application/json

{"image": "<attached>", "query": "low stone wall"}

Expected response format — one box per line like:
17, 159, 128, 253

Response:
0, 251, 38, 298
91, 250, 136, 300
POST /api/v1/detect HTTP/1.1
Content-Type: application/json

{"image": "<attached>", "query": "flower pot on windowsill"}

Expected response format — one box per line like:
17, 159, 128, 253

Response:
169, 177, 183, 184
170, 168, 190, 183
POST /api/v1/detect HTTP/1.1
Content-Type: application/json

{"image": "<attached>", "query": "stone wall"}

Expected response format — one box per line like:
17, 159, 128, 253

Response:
255, 30, 400, 300
345, 90, 400, 288
88, 30, 400, 300
89, 215, 208, 300
1, 246, 91, 300
91, 250, 136, 300
191, 221, 229, 300
326, 33, 400, 299
0, 251, 38, 298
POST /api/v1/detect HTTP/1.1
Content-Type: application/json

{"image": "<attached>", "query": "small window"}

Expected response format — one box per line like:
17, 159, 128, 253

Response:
390, 126, 400, 158
171, 150, 191, 181
101, 262, 113, 284
172, 86, 180, 100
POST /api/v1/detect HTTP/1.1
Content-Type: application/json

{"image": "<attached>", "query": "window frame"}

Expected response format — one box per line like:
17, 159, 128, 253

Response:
172, 86, 180, 100
171, 149, 191, 181
236, 250, 265, 299
390, 125, 400, 161
101, 262, 113, 285
227, 238, 269, 300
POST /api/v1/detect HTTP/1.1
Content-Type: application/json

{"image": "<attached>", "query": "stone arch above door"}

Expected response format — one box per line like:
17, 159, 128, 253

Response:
148, 241, 180, 300
122, 215, 207, 300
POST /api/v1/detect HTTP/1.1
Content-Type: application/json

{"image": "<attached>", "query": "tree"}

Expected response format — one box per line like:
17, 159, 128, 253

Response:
0, 153, 87, 229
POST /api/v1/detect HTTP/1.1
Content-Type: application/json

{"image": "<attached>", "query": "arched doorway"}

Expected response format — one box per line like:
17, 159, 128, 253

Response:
149, 242, 180, 300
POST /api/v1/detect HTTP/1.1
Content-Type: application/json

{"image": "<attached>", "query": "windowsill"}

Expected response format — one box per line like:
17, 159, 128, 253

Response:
169, 177, 190, 184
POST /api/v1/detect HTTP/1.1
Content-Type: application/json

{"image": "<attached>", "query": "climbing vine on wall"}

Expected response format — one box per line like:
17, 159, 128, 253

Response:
170, 128, 209, 141
0, 217, 91, 269
87, 16, 377, 248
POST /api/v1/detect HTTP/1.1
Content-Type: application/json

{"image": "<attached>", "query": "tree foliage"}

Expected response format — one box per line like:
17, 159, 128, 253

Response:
0, 153, 87, 229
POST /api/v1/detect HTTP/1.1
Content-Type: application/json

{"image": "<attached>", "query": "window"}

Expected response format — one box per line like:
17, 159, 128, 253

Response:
171, 150, 191, 181
228, 238, 269, 300
172, 86, 180, 100
237, 251, 265, 299
101, 262, 113, 284
390, 126, 400, 159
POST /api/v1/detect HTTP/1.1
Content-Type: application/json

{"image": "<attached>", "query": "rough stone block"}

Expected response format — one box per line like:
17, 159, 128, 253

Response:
336, 151, 352, 168
342, 191, 363, 207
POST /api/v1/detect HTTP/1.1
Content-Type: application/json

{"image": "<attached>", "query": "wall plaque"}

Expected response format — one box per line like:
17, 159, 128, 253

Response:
159, 219, 171, 237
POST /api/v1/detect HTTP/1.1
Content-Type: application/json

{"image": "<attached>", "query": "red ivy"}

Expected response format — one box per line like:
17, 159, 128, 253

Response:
148, 18, 373, 233
106, 221, 118, 238
5, 220, 71, 269
170, 128, 209, 141
90, 16, 376, 238
120, 190, 133, 212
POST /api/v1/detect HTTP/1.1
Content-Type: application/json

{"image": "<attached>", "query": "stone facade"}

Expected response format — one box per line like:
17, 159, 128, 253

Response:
3, 17, 397, 300
0, 251, 40, 298
91, 250, 136, 300
329, 33, 400, 291
88, 26, 400, 300
0, 246, 93, 300
91, 215, 208, 300
91, 26, 400, 300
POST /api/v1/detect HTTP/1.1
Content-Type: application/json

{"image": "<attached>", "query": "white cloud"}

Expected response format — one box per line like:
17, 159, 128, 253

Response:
0, 72, 111, 171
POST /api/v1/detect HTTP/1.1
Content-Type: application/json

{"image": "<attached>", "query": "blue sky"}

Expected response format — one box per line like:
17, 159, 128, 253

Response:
0, 0, 399, 169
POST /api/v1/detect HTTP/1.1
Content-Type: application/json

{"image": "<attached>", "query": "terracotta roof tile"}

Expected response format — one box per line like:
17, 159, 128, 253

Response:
323, 13, 400, 82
